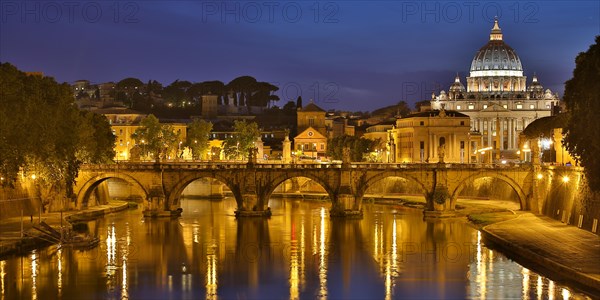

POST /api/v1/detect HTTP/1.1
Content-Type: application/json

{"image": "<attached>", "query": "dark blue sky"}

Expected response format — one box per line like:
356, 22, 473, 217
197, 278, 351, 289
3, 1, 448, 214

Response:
1, 1, 598, 111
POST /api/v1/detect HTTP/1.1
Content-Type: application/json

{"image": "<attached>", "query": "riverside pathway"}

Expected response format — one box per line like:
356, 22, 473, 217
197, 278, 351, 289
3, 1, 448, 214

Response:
482, 212, 600, 296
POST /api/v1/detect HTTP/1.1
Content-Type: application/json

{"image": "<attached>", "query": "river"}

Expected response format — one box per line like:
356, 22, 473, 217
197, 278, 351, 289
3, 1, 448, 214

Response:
0, 197, 592, 299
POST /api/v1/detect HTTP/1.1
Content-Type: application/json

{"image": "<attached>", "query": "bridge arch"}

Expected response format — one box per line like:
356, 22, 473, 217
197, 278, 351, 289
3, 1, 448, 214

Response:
359, 171, 429, 200
76, 173, 148, 209
451, 171, 527, 210
260, 172, 336, 207
167, 173, 241, 211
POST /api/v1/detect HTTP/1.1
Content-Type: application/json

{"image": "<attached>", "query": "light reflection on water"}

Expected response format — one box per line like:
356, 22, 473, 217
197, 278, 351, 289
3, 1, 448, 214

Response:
0, 197, 594, 299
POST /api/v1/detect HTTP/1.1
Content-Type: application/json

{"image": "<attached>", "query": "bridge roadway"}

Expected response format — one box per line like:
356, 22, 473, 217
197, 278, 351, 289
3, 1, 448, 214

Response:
74, 161, 538, 218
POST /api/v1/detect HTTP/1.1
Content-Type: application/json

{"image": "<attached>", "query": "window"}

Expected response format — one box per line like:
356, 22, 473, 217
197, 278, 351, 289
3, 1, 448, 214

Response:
320, 143, 324, 150
468, 105, 474, 110
483, 105, 488, 109
420, 141, 424, 149
456, 105, 461, 110
308, 117, 315, 127
460, 121, 465, 126
530, 104, 535, 109
503, 105, 508, 109
545, 104, 551, 109
460, 141, 465, 149
420, 121, 424, 126
516, 104, 523, 109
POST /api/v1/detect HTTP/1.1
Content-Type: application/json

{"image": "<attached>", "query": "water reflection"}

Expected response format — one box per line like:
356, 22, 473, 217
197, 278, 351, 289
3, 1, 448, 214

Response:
0, 198, 594, 299
317, 207, 327, 299
30, 252, 37, 300
1, 260, 5, 299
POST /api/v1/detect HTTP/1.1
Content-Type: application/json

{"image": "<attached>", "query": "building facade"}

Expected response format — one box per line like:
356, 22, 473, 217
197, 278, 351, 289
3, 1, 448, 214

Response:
297, 101, 327, 136
429, 19, 560, 155
294, 127, 328, 159
389, 110, 471, 163
94, 107, 187, 161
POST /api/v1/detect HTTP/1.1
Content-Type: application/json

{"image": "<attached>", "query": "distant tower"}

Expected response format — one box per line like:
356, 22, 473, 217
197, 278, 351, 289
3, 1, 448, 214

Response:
201, 94, 218, 119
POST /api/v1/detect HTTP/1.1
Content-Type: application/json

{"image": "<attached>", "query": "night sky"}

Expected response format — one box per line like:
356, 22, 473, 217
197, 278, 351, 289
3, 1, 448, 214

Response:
1, 1, 598, 111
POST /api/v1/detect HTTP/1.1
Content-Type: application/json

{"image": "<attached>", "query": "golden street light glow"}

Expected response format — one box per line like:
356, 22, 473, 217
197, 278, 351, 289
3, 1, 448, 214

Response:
562, 176, 570, 183
477, 147, 493, 153
537, 173, 543, 180
31, 174, 36, 180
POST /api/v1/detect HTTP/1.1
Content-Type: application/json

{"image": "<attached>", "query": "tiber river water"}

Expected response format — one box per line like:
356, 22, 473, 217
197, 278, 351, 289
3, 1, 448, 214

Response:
0, 196, 593, 299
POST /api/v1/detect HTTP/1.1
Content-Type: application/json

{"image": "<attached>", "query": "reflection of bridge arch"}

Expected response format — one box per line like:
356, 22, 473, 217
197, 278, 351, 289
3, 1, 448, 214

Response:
451, 172, 526, 210
360, 172, 429, 199
167, 173, 239, 210
261, 173, 335, 206
76, 173, 148, 209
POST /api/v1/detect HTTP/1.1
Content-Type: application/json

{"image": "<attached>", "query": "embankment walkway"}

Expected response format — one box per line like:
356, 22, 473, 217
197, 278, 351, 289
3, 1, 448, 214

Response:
482, 213, 600, 296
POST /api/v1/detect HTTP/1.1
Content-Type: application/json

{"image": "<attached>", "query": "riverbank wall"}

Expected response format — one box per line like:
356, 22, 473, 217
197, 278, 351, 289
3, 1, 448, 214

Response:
533, 166, 600, 236
479, 213, 600, 297
0, 179, 112, 219
0, 201, 130, 258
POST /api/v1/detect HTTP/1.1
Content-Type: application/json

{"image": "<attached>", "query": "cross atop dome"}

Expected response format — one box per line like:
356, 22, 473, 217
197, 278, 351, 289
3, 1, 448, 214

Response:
490, 17, 503, 41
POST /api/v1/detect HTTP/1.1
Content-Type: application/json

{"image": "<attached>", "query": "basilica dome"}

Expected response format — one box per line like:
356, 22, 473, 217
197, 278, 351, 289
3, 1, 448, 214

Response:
469, 19, 523, 78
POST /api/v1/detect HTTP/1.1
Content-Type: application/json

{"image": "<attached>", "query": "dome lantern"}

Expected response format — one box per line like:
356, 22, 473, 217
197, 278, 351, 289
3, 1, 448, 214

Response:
490, 18, 503, 41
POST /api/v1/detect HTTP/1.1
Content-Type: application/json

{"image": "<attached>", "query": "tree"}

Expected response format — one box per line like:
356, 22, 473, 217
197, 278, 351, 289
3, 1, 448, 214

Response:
415, 100, 431, 112
116, 77, 144, 108
227, 76, 257, 107
248, 82, 279, 107
186, 119, 213, 160
282, 101, 297, 114
327, 135, 376, 162
131, 115, 180, 161
223, 120, 260, 160
371, 100, 411, 118
163, 80, 192, 107
76, 111, 116, 163
296, 96, 303, 109
563, 36, 600, 190
0, 63, 114, 198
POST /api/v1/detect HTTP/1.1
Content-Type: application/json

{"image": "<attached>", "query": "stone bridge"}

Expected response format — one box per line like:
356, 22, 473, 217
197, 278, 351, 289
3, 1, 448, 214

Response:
73, 162, 539, 218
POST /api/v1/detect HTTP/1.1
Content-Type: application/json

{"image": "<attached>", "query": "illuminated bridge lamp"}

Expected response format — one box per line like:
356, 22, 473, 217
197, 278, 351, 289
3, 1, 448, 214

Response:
562, 176, 570, 183
536, 173, 543, 180
31, 174, 36, 180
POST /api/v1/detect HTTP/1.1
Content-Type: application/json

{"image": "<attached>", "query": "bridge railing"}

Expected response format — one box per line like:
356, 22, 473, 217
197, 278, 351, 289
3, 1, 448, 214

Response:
81, 161, 533, 171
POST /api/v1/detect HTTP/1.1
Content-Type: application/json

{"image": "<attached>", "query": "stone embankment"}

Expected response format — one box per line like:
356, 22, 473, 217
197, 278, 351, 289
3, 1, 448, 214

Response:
478, 212, 600, 297
0, 200, 131, 257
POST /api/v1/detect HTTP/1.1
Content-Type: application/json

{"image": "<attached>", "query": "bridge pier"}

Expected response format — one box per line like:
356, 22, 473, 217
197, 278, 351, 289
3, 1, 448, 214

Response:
143, 196, 183, 217
235, 193, 272, 218
330, 193, 363, 219
423, 185, 457, 218
143, 186, 182, 218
